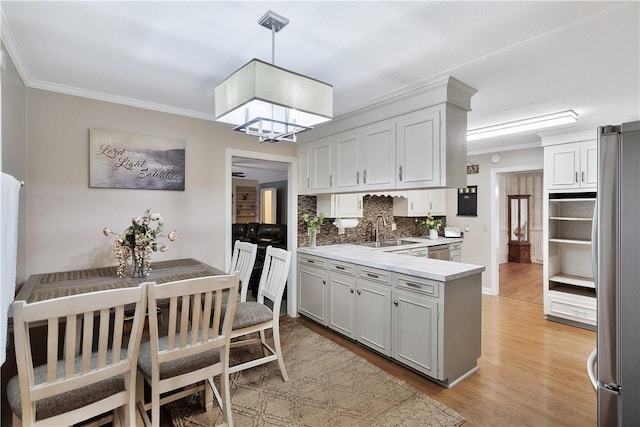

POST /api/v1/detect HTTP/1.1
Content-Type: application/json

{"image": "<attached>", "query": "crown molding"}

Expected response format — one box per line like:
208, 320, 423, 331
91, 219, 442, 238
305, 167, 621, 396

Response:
1, 10, 32, 85
28, 79, 216, 121
467, 141, 541, 156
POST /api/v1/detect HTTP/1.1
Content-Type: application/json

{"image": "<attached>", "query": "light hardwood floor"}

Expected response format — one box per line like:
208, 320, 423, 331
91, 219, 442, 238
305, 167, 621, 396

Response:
499, 261, 544, 304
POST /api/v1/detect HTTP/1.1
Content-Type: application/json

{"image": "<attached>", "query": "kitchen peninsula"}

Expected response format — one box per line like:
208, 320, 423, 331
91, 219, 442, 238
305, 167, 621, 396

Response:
297, 241, 484, 387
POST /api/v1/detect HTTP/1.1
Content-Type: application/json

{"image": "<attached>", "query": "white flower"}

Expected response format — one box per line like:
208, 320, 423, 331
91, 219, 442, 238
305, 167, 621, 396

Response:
168, 230, 177, 241
102, 227, 111, 237
150, 212, 161, 220
160, 245, 168, 252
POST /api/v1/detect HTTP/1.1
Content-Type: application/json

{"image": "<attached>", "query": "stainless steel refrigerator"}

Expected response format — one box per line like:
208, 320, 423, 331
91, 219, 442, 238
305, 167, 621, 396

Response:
587, 121, 640, 426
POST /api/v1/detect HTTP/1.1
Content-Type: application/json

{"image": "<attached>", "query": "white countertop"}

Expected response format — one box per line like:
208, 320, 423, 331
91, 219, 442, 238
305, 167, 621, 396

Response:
297, 239, 484, 282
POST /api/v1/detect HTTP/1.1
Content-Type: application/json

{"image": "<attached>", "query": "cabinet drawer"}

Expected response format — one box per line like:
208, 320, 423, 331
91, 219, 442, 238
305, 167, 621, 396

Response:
449, 242, 462, 251
329, 261, 355, 276
358, 266, 391, 285
299, 255, 327, 269
548, 294, 596, 325
395, 274, 440, 298
410, 247, 428, 257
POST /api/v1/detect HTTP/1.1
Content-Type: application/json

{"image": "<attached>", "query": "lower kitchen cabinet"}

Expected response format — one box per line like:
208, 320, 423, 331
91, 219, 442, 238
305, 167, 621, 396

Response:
297, 251, 482, 387
355, 268, 392, 356
298, 254, 328, 325
392, 288, 439, 379
328, 266, 357, 338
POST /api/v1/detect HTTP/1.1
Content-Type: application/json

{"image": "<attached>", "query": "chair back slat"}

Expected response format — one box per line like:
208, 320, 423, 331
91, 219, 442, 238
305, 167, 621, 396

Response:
229, 240, 258, 302
257, 246, 291, 306
10, 284, 147, 426
81, 312, 94, 372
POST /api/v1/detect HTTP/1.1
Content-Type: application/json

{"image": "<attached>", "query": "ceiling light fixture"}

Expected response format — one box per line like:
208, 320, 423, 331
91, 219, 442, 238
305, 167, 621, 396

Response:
467, 110, 578, 141
214, 10, 333, 143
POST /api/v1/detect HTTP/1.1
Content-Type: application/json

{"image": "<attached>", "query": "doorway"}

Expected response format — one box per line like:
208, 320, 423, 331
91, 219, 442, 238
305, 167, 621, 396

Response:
490, 164, 543, 298
225, 149, 298, 316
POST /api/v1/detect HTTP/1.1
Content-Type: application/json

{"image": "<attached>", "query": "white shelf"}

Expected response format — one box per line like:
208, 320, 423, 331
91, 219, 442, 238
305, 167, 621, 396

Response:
549, 198, 595, 203
549, 216, 592, 221
549, 273, 595, 289
549, 238, 591, 245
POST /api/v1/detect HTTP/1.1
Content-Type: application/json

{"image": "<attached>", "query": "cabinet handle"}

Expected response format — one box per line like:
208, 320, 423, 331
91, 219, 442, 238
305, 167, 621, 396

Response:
357, 171, 360, 185
363, 170, 367, 184
322, 280, 326, 285
350, 288, 354, 294
366, 273, 379, 279
307, 259, 316, 264
336, 265, 345, 270
575, 172, 578, 183
329, 174, 332, 187
393, 300, 399, 306
399, 165, 403, 181
406, 282, 422, 288
411, 202, 414, 210
307, 177, 310, 188
582, 171, 585, 182
357, 289, 361, 295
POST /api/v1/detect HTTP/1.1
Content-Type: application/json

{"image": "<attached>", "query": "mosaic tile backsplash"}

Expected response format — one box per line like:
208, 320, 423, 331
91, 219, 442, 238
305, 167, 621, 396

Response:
297, 195, 446, 247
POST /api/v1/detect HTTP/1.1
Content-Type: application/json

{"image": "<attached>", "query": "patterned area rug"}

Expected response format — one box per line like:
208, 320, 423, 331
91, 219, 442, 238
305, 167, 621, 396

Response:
168, 320, 465, 426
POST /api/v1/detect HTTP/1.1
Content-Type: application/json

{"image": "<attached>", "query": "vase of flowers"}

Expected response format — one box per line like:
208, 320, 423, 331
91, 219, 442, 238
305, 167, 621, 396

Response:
302, 212, 324, 249
415, 211, 442, 240
103, 209, 177, 278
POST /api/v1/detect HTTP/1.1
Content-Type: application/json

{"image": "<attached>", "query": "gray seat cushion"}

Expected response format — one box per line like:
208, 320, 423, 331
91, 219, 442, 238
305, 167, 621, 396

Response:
137, 332, 221, 380
7, 349, 127, 421
233, 301, 273, 329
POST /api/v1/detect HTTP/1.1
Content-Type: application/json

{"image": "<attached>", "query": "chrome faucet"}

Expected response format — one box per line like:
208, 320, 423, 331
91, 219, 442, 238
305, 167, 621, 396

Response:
374, 215, 387, 243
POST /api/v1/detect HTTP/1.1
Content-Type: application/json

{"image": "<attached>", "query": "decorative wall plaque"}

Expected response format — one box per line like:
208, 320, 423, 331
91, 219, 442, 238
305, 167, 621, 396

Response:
89, 129, 185, 190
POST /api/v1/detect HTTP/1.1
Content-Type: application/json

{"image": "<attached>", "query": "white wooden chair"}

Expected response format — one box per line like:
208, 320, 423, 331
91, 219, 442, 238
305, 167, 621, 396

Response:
7, 283, 148, 427
229, 246, 291, 381
228, 240, 258, 302
136, 274, 239, 427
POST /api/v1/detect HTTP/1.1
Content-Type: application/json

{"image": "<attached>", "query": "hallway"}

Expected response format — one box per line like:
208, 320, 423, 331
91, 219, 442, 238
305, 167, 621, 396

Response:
499, 261, 543, 305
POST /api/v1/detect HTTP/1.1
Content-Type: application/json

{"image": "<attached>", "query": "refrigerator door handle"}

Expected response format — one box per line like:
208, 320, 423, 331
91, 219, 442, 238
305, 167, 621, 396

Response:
591, 200, 598, 283
587, 347, 597, 391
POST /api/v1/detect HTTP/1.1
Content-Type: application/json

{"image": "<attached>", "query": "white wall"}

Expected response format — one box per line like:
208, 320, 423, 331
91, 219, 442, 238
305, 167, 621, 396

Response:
445, 147, 544, 293
23, 89, 296, 279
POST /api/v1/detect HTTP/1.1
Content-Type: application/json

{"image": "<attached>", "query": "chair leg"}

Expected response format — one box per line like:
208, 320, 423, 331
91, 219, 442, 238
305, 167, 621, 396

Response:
220, 353, 234, 427
12, 413, 22, 427
135, 371, 146, 426
204, 379, 214, 411
259, 330, 269, 356
272, 323, 289, 382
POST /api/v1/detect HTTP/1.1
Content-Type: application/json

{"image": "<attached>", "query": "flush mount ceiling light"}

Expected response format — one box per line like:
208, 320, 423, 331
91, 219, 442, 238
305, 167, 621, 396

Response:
215, 11, 333, 143
467, 110, 578, 141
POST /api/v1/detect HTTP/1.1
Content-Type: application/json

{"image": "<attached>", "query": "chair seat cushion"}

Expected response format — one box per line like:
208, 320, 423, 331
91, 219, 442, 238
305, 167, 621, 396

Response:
7, 350, 127, 421
137, 333, 221, 380
233, 302, 273, 329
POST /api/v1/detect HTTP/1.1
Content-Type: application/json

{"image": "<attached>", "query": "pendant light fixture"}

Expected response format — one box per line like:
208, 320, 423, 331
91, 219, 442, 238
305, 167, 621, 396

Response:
215, 11, 333, 143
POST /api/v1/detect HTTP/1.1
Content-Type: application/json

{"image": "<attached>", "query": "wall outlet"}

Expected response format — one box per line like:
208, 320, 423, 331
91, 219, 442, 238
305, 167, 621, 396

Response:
465, 225, 470, 232
391, 222, 397, 231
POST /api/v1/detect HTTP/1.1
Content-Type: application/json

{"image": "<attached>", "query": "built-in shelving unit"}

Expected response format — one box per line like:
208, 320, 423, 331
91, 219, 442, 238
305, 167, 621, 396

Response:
234, 185, 258, 223
544, 191, 596, 328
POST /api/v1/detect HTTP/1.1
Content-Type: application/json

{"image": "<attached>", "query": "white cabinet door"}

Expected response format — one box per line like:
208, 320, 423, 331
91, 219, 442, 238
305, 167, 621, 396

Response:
396, 107, 441, 188
298, 146, 311, 193
360, 120, 396, 190
427, 189, 446, 216
355, 279, 391, 356
298, 262, 328, 325
316, 193, 363, 218
311, 138, 333, 193
328, 272, 356, 339
392, 289, 439, 379
580, 140, 598, 189
545, 141, 598, 190
334, 131, 361, 191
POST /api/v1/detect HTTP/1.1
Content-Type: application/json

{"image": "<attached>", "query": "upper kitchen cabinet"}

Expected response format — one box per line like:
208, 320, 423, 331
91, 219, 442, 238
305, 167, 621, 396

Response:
542, 131, 597, 191
299, 145, 311, 192
297, 76, 475, 194
392, 189, 446, 217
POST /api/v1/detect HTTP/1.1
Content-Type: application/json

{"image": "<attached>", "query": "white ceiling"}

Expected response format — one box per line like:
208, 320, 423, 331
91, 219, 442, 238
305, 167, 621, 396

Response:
2, 1, 639, 158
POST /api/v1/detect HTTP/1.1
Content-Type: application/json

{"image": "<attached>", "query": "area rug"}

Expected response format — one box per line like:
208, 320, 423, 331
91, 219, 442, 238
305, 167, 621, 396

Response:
168, 320, 465, 426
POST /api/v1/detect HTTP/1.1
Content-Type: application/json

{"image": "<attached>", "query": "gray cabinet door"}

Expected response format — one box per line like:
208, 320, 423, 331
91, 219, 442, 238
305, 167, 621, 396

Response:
356, 279, 391, 356
298, 265, 327, 325
392, 288, 439, 379
328, 272, 356, 338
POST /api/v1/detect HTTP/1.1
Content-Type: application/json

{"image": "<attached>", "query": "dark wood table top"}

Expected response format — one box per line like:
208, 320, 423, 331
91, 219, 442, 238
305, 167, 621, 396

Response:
13, 258, 225, 309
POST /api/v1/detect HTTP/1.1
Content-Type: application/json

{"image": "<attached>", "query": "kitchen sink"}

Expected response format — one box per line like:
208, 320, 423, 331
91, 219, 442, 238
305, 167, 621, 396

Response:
357, 239, 418, 248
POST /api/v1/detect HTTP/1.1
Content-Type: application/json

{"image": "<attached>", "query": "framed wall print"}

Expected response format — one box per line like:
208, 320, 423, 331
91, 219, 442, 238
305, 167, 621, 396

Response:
89, 129, 185, 190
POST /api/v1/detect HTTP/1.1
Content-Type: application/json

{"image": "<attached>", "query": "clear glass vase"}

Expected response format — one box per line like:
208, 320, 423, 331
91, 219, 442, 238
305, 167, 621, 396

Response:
309, 228, 317, 249
131, 247, 149, 278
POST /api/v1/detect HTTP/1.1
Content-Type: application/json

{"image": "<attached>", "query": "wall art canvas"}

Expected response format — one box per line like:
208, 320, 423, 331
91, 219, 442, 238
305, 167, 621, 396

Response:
89, 129, 185, 190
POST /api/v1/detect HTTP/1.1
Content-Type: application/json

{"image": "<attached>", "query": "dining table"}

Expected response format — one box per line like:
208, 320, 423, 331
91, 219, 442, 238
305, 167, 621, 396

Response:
9, 258, 226, 326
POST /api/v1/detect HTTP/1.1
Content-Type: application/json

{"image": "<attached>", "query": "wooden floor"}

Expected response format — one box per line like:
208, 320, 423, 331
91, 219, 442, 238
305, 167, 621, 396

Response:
499, 261, 543, 304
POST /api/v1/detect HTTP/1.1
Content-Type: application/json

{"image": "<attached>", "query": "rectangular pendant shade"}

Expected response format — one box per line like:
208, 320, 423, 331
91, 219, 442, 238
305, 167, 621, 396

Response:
215, 59, 333, 141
